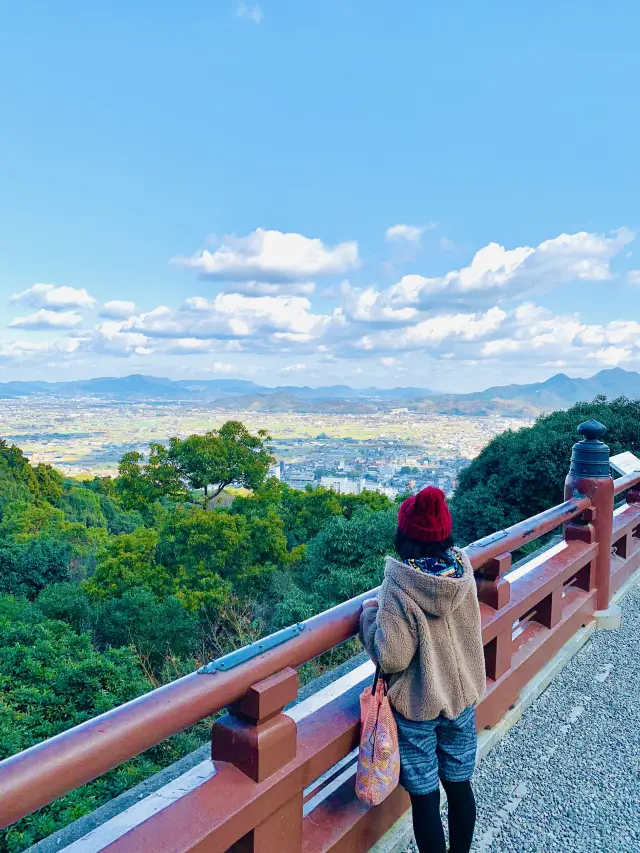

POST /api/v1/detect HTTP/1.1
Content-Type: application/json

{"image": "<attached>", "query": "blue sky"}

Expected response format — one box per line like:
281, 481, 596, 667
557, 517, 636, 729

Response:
1, 0, 639, 392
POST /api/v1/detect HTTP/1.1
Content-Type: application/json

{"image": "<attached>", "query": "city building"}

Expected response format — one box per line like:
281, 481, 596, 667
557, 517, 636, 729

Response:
319, 476, 360, 495
287, 473, 314, 490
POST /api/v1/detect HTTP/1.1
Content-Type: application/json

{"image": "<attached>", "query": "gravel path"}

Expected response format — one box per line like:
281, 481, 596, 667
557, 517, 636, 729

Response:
468, 583, 640, 853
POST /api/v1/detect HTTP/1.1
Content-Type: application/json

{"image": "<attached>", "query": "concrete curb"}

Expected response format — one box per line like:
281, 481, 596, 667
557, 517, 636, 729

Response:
594, 604, 622, 629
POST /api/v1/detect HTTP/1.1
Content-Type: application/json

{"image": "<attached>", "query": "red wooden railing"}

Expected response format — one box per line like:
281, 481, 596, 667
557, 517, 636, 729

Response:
1, 423, 640, 853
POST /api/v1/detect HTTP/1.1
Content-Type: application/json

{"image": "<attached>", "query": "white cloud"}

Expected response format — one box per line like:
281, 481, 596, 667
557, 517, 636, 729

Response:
439, 237, 455, 251
386, 228, 633, 309
236, 2, 263, 23
100, 300, 137, 319
5, 226, 638, 381
0, 340, 51, 362
471, 302, 640, 369
475, 305, 587, 364
89, 320, 151, 357
219, 281, 316, 296
340, 281, 417, 326
587, 346, 632, 367
337, 290, 640, 370
577, 319, 640, 347
628, 270, 640, 285
193, 361, 238, 374
512, 302, 551, 325
131, 293, 344, 347
9, 309, 84, 330
385, 223, 435, 246
405, 307, 507, 346
10, 283, 96, 311
347, 307, 507, 355
209, 361, 235, 373
481, 338, 523, 357
173, 228, 360, 282
162, 339, 222, 355
0, 337, 82, 363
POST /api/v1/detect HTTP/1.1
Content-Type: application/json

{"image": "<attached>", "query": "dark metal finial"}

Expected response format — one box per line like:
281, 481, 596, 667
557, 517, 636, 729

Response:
577, 419, 607, 442
569, 420, 610, 479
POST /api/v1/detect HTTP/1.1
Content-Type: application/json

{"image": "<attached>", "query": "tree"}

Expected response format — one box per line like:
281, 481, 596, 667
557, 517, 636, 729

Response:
116, 451, 150, 510
279, 485, 343, 546
37, 582, 95, 634
451, 396, 640, 544
37, 583, 199, 679
115, 423, 273, 509
272, 507, 397, 626
85, 527, 169, 600
145, 442, 188, 502
85, 475, 118, 498
58, 486, 107, 528
169, 422, 274, 504
155, 505, 288, 609
0, 595, 204, 852
95, 492, 144, 535
340, 489, 393, 518
93, 589, 199, 675
32, 463, 64, 504
0, 538, 73, 599
0, 440, 39, 521
116, 447, 186, 511
399, 466, 420, 476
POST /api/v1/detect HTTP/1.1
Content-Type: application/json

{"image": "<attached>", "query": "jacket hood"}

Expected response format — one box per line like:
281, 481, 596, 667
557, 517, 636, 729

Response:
384, 549, 474, 617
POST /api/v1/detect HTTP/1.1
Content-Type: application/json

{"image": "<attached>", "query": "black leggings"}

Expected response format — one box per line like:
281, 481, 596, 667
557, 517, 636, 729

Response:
410, 779, 476, 853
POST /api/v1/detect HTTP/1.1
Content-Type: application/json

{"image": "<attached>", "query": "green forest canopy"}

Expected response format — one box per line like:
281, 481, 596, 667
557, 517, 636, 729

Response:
1, 398, 639, 850
451, 396, 640, 543
0, 422, 395, 851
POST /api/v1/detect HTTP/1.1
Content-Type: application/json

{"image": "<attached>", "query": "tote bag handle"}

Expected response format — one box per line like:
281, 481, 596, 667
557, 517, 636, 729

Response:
372, 663, 388, 696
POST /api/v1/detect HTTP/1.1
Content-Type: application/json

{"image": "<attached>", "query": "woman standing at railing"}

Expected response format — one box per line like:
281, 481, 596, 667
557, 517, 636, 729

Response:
360, 487, 486, 853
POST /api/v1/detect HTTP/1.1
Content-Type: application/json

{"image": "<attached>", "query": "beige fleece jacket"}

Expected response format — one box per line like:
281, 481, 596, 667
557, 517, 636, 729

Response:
360, 549, 486, 721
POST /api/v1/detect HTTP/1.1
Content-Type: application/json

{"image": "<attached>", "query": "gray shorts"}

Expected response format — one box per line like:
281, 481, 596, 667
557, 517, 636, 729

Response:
394, 706, 478, 795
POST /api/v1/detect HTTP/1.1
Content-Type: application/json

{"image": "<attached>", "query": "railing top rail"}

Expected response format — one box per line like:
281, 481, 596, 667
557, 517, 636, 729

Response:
613, 470, 640, 496
466, 496, 591, 570
0, 494, 593, 830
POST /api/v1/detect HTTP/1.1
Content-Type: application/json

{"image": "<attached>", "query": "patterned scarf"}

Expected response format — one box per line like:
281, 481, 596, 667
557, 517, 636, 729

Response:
404, 549, 464, 578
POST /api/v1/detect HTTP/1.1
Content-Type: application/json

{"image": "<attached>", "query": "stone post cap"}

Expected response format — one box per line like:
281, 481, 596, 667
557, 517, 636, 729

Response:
577, 419, 607, 442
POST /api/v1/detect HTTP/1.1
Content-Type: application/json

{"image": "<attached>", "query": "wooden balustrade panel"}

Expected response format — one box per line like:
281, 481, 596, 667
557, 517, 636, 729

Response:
610, 504, 640, 594
93, 683, 365, 853
475, 540, 598, 729
302, 780, 409, 853
476, 585, 596, 729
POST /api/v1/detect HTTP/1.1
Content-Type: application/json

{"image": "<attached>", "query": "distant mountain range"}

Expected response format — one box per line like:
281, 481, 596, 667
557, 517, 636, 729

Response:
0, 375, 430, 402
417, 368, 640, 417
1, 368, 639, 417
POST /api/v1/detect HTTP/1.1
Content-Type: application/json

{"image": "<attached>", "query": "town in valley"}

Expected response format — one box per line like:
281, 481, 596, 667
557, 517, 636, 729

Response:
1, 397, 532, 498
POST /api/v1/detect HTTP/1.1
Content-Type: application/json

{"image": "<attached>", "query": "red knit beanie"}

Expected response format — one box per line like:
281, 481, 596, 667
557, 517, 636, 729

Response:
397, 486, 452, 543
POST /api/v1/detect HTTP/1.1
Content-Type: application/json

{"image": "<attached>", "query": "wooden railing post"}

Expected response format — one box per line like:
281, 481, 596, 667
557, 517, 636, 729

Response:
564, 419, 614, 611
564, 518, 597, 591
624, 490, 640, 558
212, 667, 298, 782
477, 552, 511, 609
212, 667, 302, 853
